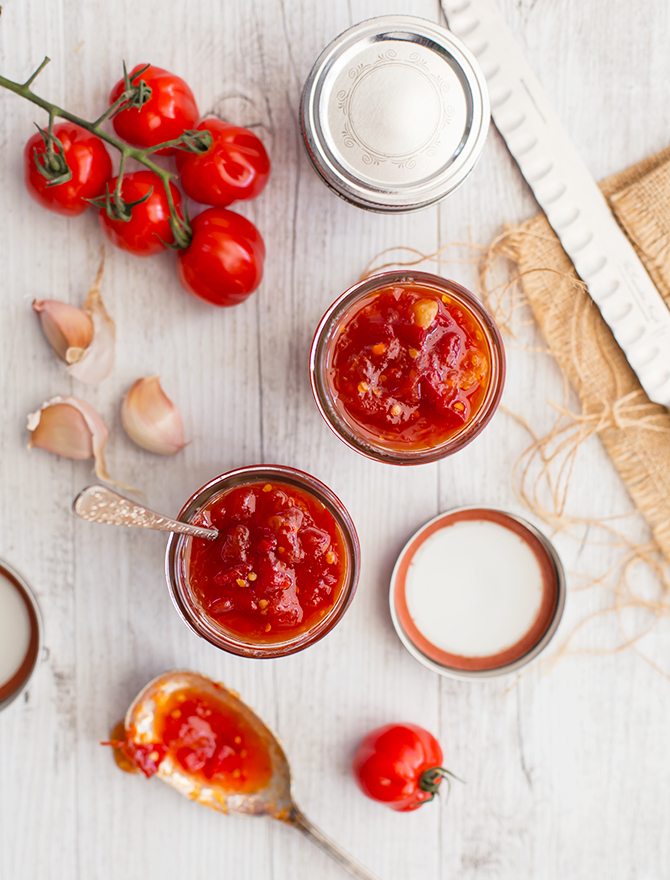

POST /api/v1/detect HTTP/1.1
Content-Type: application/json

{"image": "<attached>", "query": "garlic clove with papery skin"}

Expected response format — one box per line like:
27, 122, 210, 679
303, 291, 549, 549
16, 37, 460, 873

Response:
121, 377, 187, 455
28, 401, 95, 459
32, 254, 116, 384
26, 395, 130, 489
32, 299, 94, 364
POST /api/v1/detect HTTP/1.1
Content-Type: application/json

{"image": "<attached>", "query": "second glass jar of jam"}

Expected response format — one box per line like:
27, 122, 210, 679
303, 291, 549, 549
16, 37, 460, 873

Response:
310, 271, 505, 464
165, 465, 360, 658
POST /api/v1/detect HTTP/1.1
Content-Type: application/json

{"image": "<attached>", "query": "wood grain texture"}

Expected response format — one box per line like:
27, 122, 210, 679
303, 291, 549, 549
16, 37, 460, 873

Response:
1, 1, 669, 879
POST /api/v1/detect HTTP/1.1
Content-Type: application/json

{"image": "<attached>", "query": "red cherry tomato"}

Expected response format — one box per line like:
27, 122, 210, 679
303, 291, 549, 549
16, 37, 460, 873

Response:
99, 170, 182, 257
109, 64, 199, 155
176, 208, 265, 307
175, 117, 270, 207
352, 723, 450, 812
24, 123, 112, 217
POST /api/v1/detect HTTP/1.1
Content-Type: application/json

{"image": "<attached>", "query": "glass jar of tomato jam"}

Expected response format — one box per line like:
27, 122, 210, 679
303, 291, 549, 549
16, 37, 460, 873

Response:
165, 465, 360, 658
310, 271, 505, 464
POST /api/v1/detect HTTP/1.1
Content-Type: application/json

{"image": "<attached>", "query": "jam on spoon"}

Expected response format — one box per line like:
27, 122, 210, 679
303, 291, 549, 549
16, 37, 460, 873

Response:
105, 670, 379, 880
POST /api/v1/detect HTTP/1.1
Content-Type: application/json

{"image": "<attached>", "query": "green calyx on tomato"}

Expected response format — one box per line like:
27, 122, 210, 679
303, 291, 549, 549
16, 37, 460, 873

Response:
176, 117, 271, 208
90, 181, 154, 224
109, 64, 199, 156
174, 129, 214, 156
110, 62, 153, 115
30, 124, 72, 186
352, 723, 460, 812
98, 170, 184, 257
418, 765, 459, 801
24, 121, 112, 217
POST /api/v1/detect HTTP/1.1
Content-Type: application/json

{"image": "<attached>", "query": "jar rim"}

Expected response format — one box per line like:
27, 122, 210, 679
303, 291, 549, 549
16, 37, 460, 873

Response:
0, 560, 42, 713
309, 271, 506, 465
165, 465, 361, 658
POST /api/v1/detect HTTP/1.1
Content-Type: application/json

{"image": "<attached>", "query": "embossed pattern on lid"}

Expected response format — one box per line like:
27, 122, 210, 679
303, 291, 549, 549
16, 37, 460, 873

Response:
300, 15, 490, 212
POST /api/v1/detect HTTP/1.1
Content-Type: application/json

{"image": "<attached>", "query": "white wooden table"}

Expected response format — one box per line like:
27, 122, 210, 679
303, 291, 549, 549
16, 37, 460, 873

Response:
1, 1, 669, 878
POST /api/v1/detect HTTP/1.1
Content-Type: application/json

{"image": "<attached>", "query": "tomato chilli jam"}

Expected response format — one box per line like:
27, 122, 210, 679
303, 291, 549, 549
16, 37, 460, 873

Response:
311, 272, 505, 464
111, 687, 273, 793
166, 466, 361, 658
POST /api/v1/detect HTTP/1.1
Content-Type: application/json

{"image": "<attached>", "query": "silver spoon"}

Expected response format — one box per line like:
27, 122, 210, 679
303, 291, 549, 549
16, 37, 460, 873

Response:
117, 670, 381, 880
73, 484, 218, 540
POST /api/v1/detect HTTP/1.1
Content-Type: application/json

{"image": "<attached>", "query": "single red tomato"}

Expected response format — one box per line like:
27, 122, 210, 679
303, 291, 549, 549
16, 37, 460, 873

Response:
109, 64, 199, 155
175, 117, 270, 207
176, 208, 265, 307
352, 723, 451, 812
24, 122, 112, 217
99, 170, 182, 256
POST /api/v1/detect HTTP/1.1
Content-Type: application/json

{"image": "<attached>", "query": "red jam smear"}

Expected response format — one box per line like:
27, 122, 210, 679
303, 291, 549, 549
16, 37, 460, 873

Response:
187, 481, 346, 641
328, 283, 491, 449
118, 740, 169, 777
111, 689, 273, 793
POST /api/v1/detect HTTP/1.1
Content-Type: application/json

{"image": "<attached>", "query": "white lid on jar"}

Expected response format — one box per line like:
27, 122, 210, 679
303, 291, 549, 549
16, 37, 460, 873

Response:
390, 507, 565, 679
300, 15, 490, 212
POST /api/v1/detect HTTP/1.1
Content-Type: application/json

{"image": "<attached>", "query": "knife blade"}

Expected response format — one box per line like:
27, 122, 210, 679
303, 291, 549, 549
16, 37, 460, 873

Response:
442, 0, 670, 407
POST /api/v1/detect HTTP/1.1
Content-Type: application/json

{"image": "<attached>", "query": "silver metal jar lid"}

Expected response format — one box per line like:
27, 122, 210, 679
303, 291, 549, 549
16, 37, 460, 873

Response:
300, 15, 490, 213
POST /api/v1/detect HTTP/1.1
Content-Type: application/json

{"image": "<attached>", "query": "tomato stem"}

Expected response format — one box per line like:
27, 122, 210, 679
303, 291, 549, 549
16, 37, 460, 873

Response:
412, 765, 464, 807
115, 153, 127, 205
0, 54, 204, 249
23, 55, 51, 89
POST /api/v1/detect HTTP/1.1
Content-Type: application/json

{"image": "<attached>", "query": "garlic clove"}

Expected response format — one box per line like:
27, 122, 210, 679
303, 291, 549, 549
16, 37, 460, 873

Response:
121, 377, 187, 455
27, 395, 131, 489
32, 254, 116, 384
27, 401, 95, 460
33, 299, 94, 363
68, 255, 116, 384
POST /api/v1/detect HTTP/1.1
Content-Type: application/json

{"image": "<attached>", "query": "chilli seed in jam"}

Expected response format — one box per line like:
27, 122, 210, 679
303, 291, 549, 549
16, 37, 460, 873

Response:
327, 284, 491, 449
186, 481, 346, 641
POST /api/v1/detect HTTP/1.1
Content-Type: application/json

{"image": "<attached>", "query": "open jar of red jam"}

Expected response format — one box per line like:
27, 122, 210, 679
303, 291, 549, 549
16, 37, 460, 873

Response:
310, 271, 505, 464
165, 465, 360, 658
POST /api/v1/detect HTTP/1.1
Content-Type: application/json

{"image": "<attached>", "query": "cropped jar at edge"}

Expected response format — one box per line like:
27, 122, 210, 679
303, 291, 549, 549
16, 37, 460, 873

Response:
165, 465, 361, 659
310, 271, 506, 465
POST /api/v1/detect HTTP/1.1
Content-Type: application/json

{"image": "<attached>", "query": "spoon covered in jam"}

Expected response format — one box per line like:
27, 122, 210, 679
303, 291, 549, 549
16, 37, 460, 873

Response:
106, 670, 380, 880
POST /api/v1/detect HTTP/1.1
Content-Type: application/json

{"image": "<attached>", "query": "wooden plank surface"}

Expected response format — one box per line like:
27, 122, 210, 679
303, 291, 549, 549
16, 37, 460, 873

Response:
1, 1, 669, 878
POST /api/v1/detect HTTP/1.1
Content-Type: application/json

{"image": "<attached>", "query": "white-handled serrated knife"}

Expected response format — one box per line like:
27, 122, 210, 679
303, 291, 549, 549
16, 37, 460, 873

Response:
443, 0, 670, 407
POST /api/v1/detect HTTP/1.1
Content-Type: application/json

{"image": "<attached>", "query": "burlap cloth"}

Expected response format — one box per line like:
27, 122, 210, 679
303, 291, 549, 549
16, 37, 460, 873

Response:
498, 145, 670, 562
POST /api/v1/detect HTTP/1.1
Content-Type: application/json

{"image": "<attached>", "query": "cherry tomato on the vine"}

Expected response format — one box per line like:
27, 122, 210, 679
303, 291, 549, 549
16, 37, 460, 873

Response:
109, 64, 199, 155
24, 122, 112, 217
176, 208, 265, 307
352, 723, 451, 812
175, 117, 270, 207
99, 170, 182, 257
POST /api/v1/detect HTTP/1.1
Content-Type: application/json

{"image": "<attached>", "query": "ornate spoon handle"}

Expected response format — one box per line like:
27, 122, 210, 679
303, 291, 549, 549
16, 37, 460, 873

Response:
284, 807, 381, 880
73, 485, 218, 540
